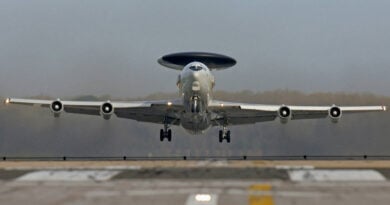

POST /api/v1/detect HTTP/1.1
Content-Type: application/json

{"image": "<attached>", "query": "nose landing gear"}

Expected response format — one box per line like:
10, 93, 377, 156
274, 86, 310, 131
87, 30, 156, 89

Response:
191, 96, 200, 113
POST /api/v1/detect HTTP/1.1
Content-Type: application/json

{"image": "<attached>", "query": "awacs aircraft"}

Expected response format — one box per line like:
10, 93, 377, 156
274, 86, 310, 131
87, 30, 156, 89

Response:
4, 52, 387, 143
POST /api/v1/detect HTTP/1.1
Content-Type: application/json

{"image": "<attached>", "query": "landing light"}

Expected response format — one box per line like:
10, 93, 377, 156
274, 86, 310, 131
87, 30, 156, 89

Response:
195, 194, 211, 202
167, 102, 172, 106
4, 98, 10, 104
384, 106, 387, 111
220, 103, 224, 107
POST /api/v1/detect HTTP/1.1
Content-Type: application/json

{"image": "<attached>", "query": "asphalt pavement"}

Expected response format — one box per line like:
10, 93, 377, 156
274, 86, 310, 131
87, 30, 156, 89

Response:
1, 160, 390, 205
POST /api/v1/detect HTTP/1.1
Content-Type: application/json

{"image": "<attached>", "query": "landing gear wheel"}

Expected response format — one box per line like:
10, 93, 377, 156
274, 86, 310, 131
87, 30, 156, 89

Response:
159, 128, 172, 142
167, 129, 172, 142
160, 117, 173, 142
218, 130, 223, 143
218, 129, 231, 143
160, 129, 164, 141
226, 130, 231, 143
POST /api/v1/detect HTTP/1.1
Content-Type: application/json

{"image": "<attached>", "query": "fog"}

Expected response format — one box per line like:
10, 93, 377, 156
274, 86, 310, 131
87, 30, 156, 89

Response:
0, 91, 389, 157
1, 0, 390, 98
0, 1, 389, 157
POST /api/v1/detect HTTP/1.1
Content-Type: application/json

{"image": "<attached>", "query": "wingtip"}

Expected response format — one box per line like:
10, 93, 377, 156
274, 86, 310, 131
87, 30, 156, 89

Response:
4, 98, 10, 105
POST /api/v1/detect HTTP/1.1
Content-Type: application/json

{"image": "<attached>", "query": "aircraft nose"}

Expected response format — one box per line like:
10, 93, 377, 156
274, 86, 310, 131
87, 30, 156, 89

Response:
191, 71, 200, 79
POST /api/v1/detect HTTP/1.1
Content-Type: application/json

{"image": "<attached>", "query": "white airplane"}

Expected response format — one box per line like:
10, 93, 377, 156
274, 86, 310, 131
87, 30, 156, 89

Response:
4, 52, 387, 143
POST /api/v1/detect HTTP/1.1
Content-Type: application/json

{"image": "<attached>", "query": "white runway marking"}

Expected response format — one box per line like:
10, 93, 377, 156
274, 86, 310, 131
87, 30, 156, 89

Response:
275, 165, 314, 170
186, 193, 218, 205
104, 165, 141, 170
16, 170, 120, 181
196, 160, 228, 167
289, 169, 386, 182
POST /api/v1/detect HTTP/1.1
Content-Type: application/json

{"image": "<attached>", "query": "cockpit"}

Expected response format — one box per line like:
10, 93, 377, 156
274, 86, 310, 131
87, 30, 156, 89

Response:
189, 65, 203, 71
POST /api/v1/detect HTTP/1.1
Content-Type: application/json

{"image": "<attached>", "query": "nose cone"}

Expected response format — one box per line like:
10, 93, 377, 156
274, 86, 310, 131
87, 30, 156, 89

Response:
192, 81, 200, 91
191, 71, 201, 80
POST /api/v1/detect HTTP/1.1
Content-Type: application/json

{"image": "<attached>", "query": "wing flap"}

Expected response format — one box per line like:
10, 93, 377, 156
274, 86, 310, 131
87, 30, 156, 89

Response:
292, 112, 328, 120
114, 104, 182, 125
64, 106, 101, 116
212, 116, 277, 126
209, 102, 278, 125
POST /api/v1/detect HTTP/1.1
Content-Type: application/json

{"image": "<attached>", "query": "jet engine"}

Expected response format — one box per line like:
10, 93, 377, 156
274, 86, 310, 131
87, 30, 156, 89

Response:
329, 106, 342, 123
100, 102, 114, 120
50, 100, 63, 118
278, 106, 291, 124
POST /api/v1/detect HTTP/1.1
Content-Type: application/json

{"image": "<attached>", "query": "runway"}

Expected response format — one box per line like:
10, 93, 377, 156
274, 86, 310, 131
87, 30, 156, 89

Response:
1, 160, 390, 205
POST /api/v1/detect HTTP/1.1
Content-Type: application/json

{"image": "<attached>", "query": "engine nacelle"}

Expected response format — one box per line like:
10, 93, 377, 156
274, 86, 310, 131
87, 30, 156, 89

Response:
100, 101, 114, 120
50, 100, 63, 118
329, 106, 342, 123
278, 106, 291, 124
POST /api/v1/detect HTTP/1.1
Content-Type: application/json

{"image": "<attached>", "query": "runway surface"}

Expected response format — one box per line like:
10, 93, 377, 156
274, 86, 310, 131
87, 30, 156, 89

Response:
1, 160, 390, 205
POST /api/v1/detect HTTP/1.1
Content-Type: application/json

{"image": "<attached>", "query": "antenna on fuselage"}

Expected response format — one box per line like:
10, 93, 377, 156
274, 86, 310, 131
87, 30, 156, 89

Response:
157, 52, 236, 71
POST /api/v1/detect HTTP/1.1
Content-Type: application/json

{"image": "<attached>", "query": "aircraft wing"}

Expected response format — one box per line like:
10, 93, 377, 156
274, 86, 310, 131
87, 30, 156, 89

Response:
4, 98, 183, 125
208, 100, 386, 126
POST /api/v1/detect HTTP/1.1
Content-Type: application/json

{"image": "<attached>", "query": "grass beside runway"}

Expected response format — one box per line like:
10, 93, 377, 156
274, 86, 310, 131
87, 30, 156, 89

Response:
113, 168, 289, 180
0, 167, 390, 182
0, 170, 30, 180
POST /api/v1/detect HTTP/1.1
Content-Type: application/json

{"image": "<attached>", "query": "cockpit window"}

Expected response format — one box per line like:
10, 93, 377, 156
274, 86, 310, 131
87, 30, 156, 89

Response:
189, 65, 203, 71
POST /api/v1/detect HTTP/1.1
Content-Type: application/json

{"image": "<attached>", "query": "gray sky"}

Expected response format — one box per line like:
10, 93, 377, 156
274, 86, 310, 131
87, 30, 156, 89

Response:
1, 0, 390, 98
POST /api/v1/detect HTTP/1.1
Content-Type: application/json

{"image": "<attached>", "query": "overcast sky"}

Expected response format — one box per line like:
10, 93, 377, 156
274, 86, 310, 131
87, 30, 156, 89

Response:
1, 0, 389, 98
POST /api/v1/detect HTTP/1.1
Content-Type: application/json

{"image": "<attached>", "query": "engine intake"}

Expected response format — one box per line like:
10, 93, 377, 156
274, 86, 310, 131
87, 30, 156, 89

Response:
329, 106, 342, 123
278, 106, 291, 123
50, 100, 63, 117
101, 102, 114, 120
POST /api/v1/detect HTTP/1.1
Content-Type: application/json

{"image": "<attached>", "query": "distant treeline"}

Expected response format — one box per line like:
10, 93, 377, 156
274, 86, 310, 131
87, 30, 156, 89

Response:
0, 90, 389, 157
88, 89, 388, 106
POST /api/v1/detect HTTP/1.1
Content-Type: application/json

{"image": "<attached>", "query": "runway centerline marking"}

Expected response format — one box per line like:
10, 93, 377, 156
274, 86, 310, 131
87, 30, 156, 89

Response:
186, 193, 218, 205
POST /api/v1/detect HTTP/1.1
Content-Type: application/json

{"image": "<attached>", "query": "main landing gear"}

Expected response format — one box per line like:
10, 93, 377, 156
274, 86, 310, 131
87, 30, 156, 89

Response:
218, 127, 231, 143
160, 119, 172, 142
160, 129, 172, 142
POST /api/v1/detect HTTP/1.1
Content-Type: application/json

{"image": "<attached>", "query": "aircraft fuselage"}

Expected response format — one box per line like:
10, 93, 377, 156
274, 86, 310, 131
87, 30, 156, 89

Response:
178, 62, 215, 134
